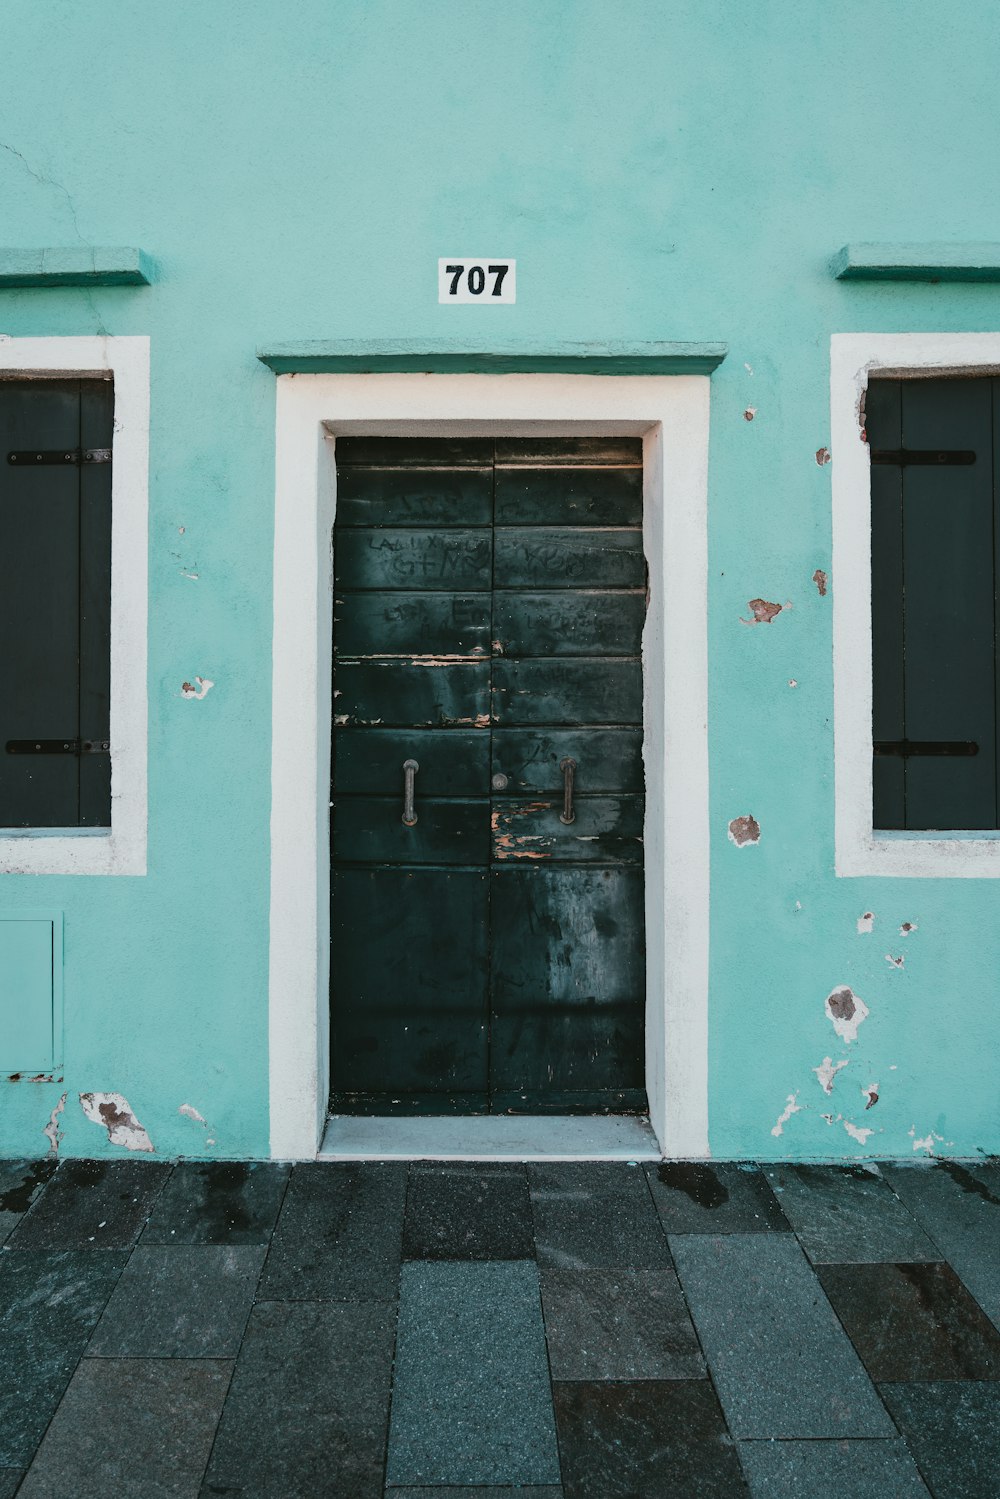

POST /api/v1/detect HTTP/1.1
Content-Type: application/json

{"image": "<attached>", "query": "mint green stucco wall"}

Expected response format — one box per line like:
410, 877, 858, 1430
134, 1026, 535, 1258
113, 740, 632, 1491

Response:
1, 0, 999, 1159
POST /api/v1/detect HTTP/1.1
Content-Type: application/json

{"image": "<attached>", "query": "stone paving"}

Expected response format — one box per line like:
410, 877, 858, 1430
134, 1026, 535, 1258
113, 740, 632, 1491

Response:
1, 1155, 999, 1496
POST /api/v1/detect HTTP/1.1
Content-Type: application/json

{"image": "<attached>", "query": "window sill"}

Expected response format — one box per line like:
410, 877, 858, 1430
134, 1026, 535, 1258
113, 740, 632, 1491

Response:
0, 828, 143, 877
838, 828, 1000, 878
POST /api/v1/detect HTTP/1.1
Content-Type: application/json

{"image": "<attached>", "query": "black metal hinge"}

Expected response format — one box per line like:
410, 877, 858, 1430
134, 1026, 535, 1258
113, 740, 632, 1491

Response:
5, 739, 110, 756
7, 448, 111, 466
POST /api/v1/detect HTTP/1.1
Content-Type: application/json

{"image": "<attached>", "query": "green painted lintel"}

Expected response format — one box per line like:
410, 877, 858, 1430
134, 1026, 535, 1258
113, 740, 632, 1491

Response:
833, 243, 1000, 282
0, 247, 154, 288
257, 339, 727, 376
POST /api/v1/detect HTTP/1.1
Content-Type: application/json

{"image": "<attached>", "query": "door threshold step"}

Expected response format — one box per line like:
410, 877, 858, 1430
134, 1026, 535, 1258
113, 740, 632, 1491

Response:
319, 1112, 660, 1161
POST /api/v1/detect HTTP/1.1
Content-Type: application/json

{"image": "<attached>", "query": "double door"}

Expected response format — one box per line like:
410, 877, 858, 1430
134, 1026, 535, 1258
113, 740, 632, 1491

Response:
329, 437, 646, 1114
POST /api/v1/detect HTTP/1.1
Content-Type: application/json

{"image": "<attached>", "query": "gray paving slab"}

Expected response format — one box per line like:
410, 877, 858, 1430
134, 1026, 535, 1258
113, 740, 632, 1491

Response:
388, 1491, 563, 1498
17, 1357, 231, 1499
87, 1245, 265, 1357
646, 1162, 789, 1233
818, 1261, 1000, 1381
880, 1381, 1000, 1499
9, 1159, 169, 1249
540, 1267, 704, 1380
529, 1162, 671, 1269
403, 1163, 535, 1259
203, 1300, 395, 1499
0, 1158, 57, 1245
0, 1248, 126, 1467
552, 1380, 747, 1497
738, 1438, 930, 1498
670, 1233, 895, 1438
880, 1160, 1000, 1329
765, 1164, 939, 1263
142, 1161, 290, 1245
258, 1160, 405, 1300
386, 1260, 560, 1487
0, 1474, 23, 1499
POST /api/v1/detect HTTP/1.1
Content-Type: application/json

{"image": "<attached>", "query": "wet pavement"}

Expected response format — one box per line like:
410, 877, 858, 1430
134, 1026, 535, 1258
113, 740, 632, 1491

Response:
1, 1155, 999, 1496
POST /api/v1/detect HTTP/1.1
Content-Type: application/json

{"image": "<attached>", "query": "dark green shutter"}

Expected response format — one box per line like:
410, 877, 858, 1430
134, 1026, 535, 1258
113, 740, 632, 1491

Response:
869, 376, 998, 829
0, 379, 113, 828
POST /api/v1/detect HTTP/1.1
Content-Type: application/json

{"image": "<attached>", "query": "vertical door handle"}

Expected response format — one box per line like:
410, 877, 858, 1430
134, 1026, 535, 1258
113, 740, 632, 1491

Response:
559, 757, 576, 824
402, 759, 419, 826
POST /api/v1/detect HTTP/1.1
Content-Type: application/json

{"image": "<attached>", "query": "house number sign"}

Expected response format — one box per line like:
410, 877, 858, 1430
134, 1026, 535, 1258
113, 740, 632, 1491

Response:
438, 258, 516, 303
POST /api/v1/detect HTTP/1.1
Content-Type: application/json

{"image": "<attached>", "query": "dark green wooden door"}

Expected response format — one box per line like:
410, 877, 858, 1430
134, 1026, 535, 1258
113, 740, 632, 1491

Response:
330, 437, 646, 1115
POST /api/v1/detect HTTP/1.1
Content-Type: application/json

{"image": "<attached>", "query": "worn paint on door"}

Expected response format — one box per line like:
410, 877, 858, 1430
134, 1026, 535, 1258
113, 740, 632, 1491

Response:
329, 437, 646, 1114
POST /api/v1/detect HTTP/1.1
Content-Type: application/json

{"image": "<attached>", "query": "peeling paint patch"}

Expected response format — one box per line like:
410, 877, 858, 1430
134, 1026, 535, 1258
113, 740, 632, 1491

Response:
79, 1092, 154, 1152
180, 570, 199, 581
181, 676, 214, 700
788, 678, 798, 688
741, 598, 784, 625
743, 407, 757, 421
813, 1056, 848, 1094
863, 1083, 879, 1110
771, 1092, 801, 1137
825, 986, 869, 1044
812, 569, 828, 597
843, 1119, 874, 1146
816, 447, 832, 466
43, 1092, 66, 1155
911, 1131, 938, 1155
885, 953, 905, 969
857, 911, 875, 934
728, 814, 760, 848
900, 921, 918, 937
179, 1103, 207, 1125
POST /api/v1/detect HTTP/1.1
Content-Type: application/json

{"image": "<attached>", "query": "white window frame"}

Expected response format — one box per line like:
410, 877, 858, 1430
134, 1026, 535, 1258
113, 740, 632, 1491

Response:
268, 372, 711, 1158
832, 331, 1000, 877
0, 336, 149, 876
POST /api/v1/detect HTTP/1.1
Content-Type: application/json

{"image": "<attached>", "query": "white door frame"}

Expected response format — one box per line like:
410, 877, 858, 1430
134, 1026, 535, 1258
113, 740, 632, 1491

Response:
268, 372, 711, 1159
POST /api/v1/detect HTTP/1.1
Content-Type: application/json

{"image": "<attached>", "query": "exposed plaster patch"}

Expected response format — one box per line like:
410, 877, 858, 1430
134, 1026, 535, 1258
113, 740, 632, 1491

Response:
825, 986, 869, 1044
843, 1119, 874, 1145
857, 911, 875, 934
178, 526, 185, 535
744, 363, 754, 374
180, 571, 199, 581
863, 1083, 879, 1110
741, 598, 786, 625
771, 1092, 801, 1137
885, 954, 905, 969
816, 447, 832, 466
788, 679, 798, 688
43, 1092, 67, 1155
911, 1131, 938, 1155
743, 407, 757, 421
181, 676, 214, 700
813, 1056, 848, 1094
728, 814, 760, 848
79, 1092, 154, 1152
179, 1103, 207, 1125
900, 921, 918, 937
812, 569, 828, 597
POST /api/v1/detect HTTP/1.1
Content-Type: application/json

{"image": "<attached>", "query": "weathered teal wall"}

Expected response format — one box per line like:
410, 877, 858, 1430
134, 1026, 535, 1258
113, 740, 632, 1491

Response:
1, 0, 999, 1159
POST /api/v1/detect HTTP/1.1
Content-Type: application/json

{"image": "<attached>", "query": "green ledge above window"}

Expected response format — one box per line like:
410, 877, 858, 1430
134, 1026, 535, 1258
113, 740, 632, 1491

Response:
256, 339, 728, 376
0, 248, 154, 288
833, 243, 1000, 282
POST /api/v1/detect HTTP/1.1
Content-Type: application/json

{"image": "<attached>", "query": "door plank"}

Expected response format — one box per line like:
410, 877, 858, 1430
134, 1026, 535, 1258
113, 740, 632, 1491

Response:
335, 529, 492, 591
334, 728, 489, 796
493, 591, 645, 657
334, 660, 491, 727
334, 592, 492, 658
494, 468, 642, 526
492, 659, 643, 726
491, 796, 643, 865
334, 796, 490, 865
492, 728, 644, 795
495, 528, 645, 589
335, 468, 493, 528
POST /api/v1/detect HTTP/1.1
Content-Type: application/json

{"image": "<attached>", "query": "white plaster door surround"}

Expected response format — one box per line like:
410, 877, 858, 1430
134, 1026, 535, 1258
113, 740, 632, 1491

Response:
268, 372, 711, 1159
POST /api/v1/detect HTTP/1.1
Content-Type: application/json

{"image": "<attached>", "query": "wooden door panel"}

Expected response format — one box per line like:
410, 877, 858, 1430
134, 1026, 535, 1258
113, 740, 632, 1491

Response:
330, 868, 489, 1106
494, 437, 642, 466
493, 659, 643, 726
334, 728, 488, 795
335, 528, 492, 591
334, 591, 491, 658
492, 728, 644, 795
334, 797, 490, 865
489, 867, 645, 1110
492, 797, 643, 865
494, 528, 645, 588
494, 468, 642, 526
337, 436, 495, 468
493, 591, 645, 657
335, 468, 493, 528
334, 660, 490, 727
